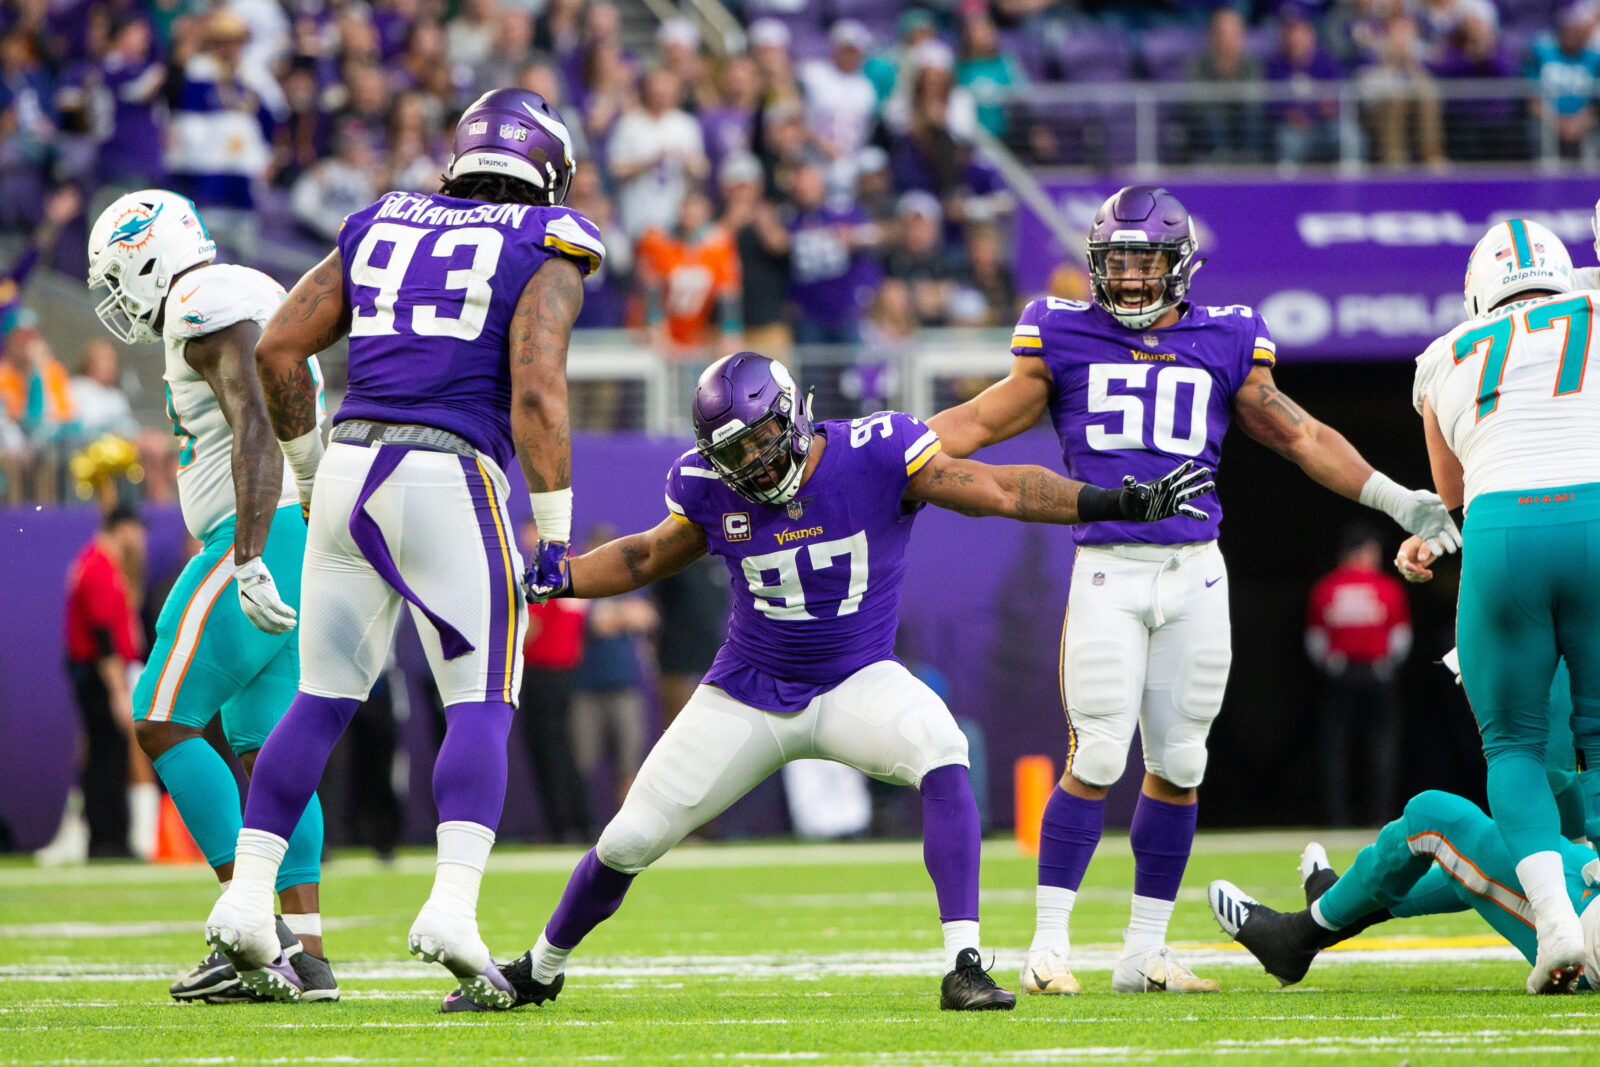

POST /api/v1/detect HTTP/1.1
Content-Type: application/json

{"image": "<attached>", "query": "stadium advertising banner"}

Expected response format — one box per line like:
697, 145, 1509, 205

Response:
1017, 174, 1599, 362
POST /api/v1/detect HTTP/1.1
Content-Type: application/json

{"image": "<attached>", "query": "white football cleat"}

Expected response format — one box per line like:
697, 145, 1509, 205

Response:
204, 891, 280, 971
1019, 946, 1081, 995
1299, 842, 1330, 888
1111, 945, 1219, 994
408, 906, 513, 1010
1527, 913, 1586, 995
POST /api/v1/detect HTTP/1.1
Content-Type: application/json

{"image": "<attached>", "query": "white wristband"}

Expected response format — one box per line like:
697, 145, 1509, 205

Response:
1358, 471, 1409, 522
279, 428, 324, 483
530, 487, 573, 544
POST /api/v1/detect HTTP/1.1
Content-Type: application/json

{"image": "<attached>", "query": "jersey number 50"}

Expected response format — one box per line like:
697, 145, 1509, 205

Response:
1086, 364, 1213, 456
348, 222, 504, 342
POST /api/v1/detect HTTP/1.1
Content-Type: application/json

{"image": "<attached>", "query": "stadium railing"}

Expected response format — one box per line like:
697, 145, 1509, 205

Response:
995, 77, 1566, 174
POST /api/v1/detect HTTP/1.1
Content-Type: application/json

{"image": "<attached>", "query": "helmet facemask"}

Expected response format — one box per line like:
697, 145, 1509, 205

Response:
1088, 237, 1198, 330
89, 255, 162, 345
699, 406, 807, 506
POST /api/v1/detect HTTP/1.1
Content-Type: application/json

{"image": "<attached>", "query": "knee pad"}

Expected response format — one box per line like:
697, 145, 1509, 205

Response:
1069, 738, 1128, 789
595, 802, 674, 874
1151, 740, 1209, 791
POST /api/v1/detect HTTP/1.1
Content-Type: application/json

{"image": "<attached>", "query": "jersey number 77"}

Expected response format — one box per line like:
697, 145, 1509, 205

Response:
1453, 295, 1593, 421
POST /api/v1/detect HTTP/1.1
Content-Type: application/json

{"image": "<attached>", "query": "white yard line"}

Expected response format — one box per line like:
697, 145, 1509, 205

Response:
0, 831, 1382, 889
0, 940, 1526, 984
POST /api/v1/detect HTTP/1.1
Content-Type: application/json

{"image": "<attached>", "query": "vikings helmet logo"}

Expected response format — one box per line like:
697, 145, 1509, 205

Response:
106, 203, 163, 251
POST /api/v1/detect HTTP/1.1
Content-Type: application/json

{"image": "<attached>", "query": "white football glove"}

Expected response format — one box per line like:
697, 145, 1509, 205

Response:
236, 556, 297, 634
1361, 474, 1462, 557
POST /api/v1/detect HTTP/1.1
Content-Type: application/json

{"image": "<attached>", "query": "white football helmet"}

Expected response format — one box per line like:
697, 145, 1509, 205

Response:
1463, 218, 1573, 320
87, 190, 217, 344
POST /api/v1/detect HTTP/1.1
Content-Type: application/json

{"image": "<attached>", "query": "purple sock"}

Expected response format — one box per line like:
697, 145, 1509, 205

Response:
1038, 787, 1104, 891
1129, 793, 1198, 901
435, 700, 513, 830
242, 693, 359, 840
919, 764, 980, 922
545, 849, 636, 950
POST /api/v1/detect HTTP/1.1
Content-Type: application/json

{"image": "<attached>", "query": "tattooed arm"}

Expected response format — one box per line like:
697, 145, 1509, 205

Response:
257, 249, 348, 440
183, 320, 282, 563
1232, 364, 1376, 499
509, 257, 584, 499
567, 516, 709, 598
904, 450, 1093, 523
925, 356, 1052, 459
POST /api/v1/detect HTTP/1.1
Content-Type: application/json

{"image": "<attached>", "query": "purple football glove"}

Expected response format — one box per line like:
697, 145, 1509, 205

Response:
522, 540, 572, 603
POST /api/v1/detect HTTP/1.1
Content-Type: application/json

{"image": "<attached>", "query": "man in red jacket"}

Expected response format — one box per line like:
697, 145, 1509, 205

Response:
63, 504, 146, 858
1305, 524, 1412, 826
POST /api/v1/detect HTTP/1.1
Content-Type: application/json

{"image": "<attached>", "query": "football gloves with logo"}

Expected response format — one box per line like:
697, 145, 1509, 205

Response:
522, 539, 573, 603
1120, 460, 1215, 523
236, 556, 297, 634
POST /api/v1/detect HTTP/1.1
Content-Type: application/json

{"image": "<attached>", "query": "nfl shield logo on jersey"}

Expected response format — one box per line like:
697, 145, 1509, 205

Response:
1142, 334, 1160, 348
1093, 572, 1105, 586
787, 499, 805, 520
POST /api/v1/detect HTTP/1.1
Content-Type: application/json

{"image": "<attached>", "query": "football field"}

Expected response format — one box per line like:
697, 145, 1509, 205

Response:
3, 831, 1596, 1065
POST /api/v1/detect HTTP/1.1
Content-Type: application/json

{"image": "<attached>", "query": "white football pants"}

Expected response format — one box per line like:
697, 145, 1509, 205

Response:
298, 441, 526, 707
595, 659, 969, 873
1060, 540, 1232, 790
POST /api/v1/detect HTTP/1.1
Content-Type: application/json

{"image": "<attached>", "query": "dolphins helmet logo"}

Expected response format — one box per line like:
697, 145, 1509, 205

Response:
106, 203, 163, 252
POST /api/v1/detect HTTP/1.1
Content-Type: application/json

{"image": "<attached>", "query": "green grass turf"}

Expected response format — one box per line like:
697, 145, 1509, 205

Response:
2, 832, 1597, 1065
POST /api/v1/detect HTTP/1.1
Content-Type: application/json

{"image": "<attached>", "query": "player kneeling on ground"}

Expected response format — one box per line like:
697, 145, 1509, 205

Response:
449, 351, 1215, 1013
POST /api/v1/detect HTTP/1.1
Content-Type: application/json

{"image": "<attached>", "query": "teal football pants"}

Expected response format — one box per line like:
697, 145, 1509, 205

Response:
1456, 484, 1600, 868
1317, 790, 1597, 967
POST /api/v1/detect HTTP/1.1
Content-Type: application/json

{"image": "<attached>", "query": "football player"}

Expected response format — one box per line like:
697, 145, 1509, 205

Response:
85, 191, 336, 1001
204, 88, 604, 1005
1209, 791, 1600, 992
451, 351, 1215, 1013
1392, 219, 1600, 992
927, 186, 1459, 996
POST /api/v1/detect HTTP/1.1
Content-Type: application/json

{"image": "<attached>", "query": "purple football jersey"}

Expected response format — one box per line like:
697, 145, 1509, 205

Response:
335, 191, 605, 471
1011, 298, 1275, 546
664, 412, 942, 713
785, 203, 878, 326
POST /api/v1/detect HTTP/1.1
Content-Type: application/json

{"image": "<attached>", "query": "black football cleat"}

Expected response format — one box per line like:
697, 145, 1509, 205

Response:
1209, 880, 1323, 987
441, 951, 564, 1013
171, 948, 239, 1002
289, 950, 341, 1002
940, 948, 1017, 1011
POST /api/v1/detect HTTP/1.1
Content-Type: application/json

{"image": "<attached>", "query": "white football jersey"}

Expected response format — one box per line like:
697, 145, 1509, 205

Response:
162, 263, 324, 538
1413, 288, 1600, 508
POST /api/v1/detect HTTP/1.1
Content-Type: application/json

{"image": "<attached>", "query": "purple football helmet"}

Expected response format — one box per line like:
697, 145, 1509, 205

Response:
445, 88, 576, 205
693, 352, 813, 506
1086, 185, 1203, 329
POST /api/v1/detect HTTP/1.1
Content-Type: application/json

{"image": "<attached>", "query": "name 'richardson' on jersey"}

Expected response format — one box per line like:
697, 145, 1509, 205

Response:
372, 192, 536, 229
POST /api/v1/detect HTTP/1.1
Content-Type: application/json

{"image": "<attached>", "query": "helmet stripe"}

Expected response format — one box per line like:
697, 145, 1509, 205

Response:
1508, 219, 1534, 269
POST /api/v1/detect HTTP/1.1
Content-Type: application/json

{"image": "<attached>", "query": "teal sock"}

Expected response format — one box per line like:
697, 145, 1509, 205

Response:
276, 791, 324, 893
152, 738, 242, 869
1486, 755, 1562, 864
